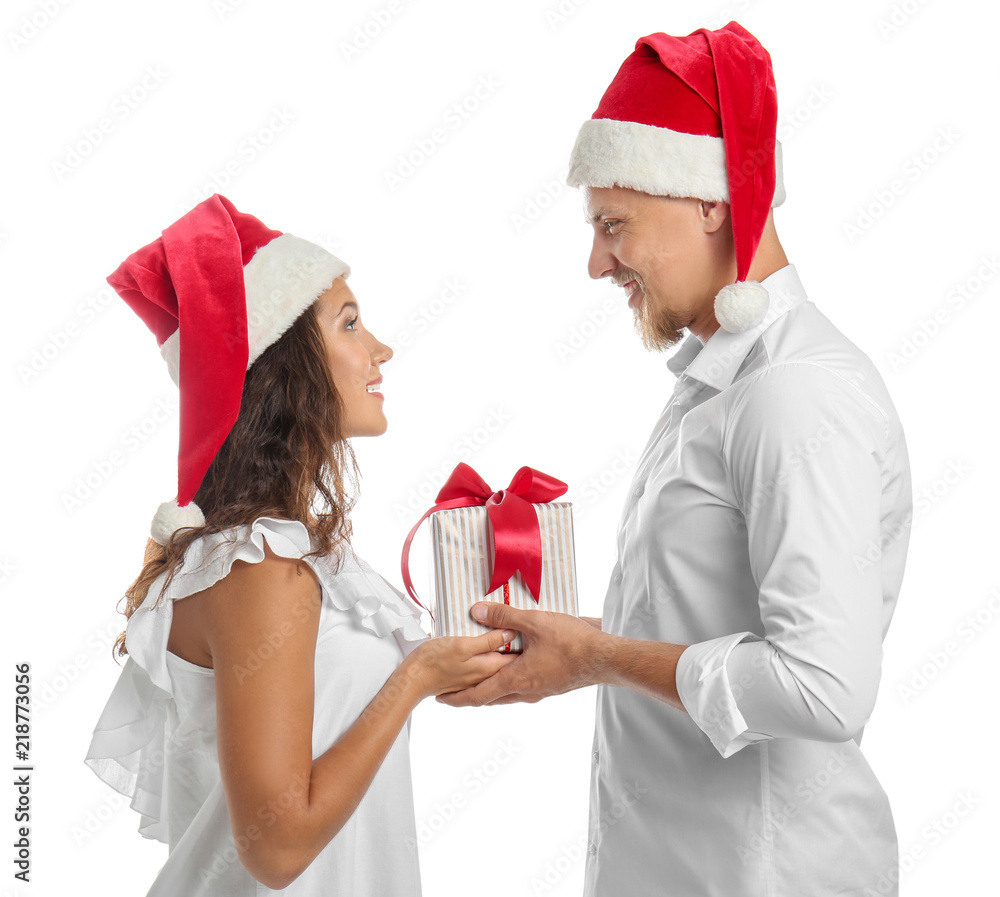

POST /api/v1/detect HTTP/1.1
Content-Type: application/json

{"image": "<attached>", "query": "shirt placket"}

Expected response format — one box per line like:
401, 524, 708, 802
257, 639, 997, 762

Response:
605, 375, 705, 631
591, 374, 707, 870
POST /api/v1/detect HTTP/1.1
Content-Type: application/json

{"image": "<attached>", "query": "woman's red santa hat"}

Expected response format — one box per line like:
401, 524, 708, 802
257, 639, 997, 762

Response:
106, 194, 350, 545
566, 21, 785, 333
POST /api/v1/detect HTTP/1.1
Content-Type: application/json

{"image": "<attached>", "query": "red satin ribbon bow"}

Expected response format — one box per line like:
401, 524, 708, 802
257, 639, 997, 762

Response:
400, 462, 568, 619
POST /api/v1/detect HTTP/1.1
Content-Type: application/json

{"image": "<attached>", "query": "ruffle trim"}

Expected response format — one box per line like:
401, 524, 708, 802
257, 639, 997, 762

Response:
84, 657, 175, 842
204, 516, 429, 646
83, 516, 428, 845
332, 554, 428, 643
131, 516, 427, 691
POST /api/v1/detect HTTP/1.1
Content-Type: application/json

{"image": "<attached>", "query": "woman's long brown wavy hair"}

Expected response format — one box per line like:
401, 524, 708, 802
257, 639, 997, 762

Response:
111, 300, 360, 662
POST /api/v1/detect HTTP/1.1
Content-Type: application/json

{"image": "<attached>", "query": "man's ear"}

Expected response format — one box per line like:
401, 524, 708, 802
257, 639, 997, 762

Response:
699, 200, 731, 234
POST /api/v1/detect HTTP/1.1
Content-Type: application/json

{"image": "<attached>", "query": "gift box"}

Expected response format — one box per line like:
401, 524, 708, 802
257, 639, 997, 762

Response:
401, 463, 580, 653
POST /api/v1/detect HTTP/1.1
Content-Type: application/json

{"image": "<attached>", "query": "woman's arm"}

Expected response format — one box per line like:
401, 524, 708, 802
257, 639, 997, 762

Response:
203, 540, 513, 890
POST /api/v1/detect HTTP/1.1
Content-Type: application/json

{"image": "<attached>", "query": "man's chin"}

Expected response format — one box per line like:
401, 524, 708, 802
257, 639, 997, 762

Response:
634, 316, 686, 352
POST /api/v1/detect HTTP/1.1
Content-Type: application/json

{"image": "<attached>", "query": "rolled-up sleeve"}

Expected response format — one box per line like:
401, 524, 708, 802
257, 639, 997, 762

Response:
675, 362, 888, 758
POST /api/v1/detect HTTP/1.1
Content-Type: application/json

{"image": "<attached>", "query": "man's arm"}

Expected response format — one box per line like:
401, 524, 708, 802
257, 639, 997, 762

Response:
673, 362, 891, 756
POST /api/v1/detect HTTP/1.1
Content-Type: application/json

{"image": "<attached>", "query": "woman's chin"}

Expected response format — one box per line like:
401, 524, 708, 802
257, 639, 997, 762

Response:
351, 418, 389, 438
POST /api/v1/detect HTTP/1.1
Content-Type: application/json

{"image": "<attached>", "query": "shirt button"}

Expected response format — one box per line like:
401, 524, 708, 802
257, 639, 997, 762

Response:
634, 484, 644, 497
593, 750, 600, 762
613, 572, 622, 584
588, 843, 597, 856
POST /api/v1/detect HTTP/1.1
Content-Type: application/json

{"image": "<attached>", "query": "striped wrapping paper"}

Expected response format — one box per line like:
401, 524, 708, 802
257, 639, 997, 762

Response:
428, 501, 579, 652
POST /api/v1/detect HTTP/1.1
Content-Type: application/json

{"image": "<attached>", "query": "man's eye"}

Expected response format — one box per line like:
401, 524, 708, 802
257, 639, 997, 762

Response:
603, 219, 619, 235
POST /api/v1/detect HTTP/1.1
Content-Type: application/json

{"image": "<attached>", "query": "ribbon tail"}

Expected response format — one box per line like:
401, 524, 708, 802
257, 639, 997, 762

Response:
522, 556, 543, 603
486, 493, 544, 603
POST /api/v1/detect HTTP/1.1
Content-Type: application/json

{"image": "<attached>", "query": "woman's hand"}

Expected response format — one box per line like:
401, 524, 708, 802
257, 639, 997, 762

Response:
396, 630, 519, 701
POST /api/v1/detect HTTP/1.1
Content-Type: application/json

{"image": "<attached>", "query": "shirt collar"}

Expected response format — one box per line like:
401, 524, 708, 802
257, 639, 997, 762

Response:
665, 264, 808, 391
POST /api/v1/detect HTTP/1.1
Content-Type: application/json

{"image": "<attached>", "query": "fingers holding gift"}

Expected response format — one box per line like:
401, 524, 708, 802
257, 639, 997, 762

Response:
470, 601, 536, 636
465, 626, 521, 656
403, 630, 518, 699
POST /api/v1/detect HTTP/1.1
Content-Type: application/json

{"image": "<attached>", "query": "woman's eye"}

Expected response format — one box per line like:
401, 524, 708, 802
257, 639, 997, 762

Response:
346, 315, 359, 331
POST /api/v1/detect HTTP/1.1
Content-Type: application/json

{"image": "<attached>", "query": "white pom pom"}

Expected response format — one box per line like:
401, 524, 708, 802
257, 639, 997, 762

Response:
714, 280, 770, 333
150, 498, 205, 545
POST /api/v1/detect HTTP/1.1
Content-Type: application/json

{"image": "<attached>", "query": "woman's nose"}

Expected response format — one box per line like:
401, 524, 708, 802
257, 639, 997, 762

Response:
363, 328, 393, 365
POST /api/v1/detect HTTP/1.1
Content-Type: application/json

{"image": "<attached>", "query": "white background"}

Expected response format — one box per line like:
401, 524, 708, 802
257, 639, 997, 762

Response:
2, 0, 997, 894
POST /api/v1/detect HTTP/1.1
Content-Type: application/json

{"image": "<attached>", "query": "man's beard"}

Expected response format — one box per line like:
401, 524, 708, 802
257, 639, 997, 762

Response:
632, 283, 687, 352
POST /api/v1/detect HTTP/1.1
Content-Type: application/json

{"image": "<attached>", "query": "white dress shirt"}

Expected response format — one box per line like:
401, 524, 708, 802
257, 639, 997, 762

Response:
584, 264, 912, 896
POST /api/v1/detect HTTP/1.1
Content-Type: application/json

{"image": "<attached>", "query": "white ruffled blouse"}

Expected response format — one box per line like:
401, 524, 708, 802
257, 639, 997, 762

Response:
85, 516, 430, 896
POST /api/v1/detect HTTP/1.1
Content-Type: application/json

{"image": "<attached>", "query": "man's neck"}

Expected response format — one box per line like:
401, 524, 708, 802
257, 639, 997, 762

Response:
693, 232, 789, 344
747, 210, 789, 279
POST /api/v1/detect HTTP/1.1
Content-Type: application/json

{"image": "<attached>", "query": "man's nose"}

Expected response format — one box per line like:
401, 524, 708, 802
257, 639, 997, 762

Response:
587, 237, 615, 280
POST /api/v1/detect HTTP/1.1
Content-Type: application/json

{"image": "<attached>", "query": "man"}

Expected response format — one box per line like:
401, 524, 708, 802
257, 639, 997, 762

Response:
439, 21, 913, 896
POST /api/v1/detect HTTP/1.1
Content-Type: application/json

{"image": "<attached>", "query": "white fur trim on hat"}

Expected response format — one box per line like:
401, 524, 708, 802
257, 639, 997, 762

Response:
566, 118, 785, 207
150, 498, 205, 545
159, 234, 350, 387
244, 233, 350, 367
714, 280, 770, 333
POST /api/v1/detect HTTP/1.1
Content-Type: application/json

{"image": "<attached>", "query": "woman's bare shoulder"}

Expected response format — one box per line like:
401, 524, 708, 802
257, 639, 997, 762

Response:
169, 539, 322, 669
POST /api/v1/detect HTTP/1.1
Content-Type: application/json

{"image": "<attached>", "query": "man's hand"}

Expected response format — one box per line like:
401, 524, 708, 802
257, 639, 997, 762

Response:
435, 602, 610, 706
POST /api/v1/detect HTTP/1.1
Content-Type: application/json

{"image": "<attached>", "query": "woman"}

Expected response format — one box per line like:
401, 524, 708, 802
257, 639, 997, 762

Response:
84, 194, 516, 896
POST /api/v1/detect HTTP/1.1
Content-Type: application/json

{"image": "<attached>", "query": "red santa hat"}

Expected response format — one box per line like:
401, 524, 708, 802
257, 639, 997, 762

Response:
107, 193, 350, 545
566, 21, 784, 333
